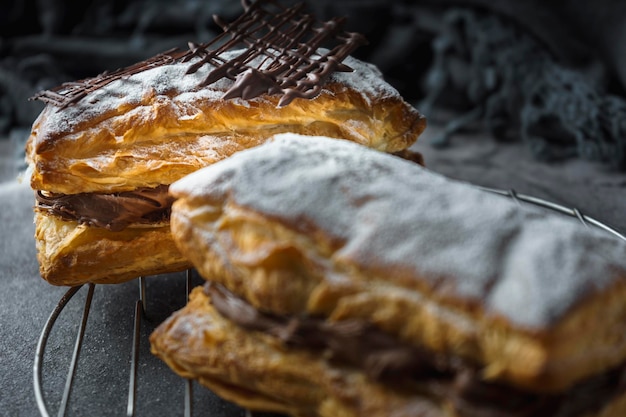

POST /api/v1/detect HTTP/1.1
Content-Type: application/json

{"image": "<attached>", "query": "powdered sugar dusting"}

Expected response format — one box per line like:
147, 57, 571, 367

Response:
171, 134, 626, 330
37, 49, 399, 138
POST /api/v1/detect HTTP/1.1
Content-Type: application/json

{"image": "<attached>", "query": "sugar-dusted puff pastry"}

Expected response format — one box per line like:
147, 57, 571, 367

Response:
151, 134, 626, 417
25, 48, 425, 286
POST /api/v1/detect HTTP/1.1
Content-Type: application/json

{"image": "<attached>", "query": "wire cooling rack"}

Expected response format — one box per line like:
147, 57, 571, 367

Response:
33, 269, 278, 417
33, 188, 626, 417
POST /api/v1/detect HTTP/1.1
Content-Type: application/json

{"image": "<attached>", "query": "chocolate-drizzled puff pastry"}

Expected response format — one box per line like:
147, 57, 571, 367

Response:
25, 50, 425, 286
152, 134, 626, 417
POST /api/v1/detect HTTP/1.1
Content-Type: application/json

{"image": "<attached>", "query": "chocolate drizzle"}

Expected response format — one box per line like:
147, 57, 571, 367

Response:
206, 281, 626, 417
29, 50, 182, 110
30, 0, 367, 109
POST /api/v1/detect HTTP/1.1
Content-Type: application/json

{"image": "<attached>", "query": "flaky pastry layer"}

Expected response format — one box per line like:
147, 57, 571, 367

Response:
168, 134, 626, 392
171, 198, 626, 393
26, 51, 425, 285
35, 212, 190, 285
150, 286, 626, 417
26, 52, 425, 194
150, 286, 447, 417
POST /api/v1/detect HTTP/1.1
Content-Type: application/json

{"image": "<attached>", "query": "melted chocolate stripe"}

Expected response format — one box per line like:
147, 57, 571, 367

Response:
35, 185, 174, 232
30, 0, 367, 109
206, 282, 626, 417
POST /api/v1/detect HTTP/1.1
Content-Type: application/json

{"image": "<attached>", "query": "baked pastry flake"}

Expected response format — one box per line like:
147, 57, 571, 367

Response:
26, 38, 425, 285
152, 134, 626, 417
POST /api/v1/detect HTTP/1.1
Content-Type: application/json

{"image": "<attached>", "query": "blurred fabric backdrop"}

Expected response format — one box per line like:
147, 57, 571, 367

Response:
2, 0, 626, 170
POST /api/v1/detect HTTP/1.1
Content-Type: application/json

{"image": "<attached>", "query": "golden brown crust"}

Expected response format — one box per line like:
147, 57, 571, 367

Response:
34, 212, 190, 285
168, 135, 626, 392
170, 197, 580, 392
26, 54, 425, 194
151, 286, 626, 417
26, 52, 425, 285
150, 287, 447, 417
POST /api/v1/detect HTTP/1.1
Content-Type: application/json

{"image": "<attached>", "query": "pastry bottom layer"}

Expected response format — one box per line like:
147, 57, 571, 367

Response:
34, 212, 191, 285
150, 286, 626, 417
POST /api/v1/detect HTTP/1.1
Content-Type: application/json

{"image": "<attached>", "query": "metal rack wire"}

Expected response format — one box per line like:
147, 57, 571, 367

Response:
32, 188, 626, 417
34, 271, 190, 417
476, 186, 626, 241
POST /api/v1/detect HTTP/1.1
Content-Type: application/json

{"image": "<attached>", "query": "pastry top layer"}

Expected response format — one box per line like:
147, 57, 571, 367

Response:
27, 50, 425, 194
33, 50, 399, 138
170, 134, 626, 331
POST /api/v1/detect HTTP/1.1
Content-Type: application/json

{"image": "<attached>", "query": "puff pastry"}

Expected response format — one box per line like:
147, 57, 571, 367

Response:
25, 50, 425, 285
152, 134, 626, 417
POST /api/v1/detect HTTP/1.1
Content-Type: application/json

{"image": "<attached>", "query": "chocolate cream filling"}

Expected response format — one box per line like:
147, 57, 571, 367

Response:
35, 185, 174, 232
206, 282, 626, 417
